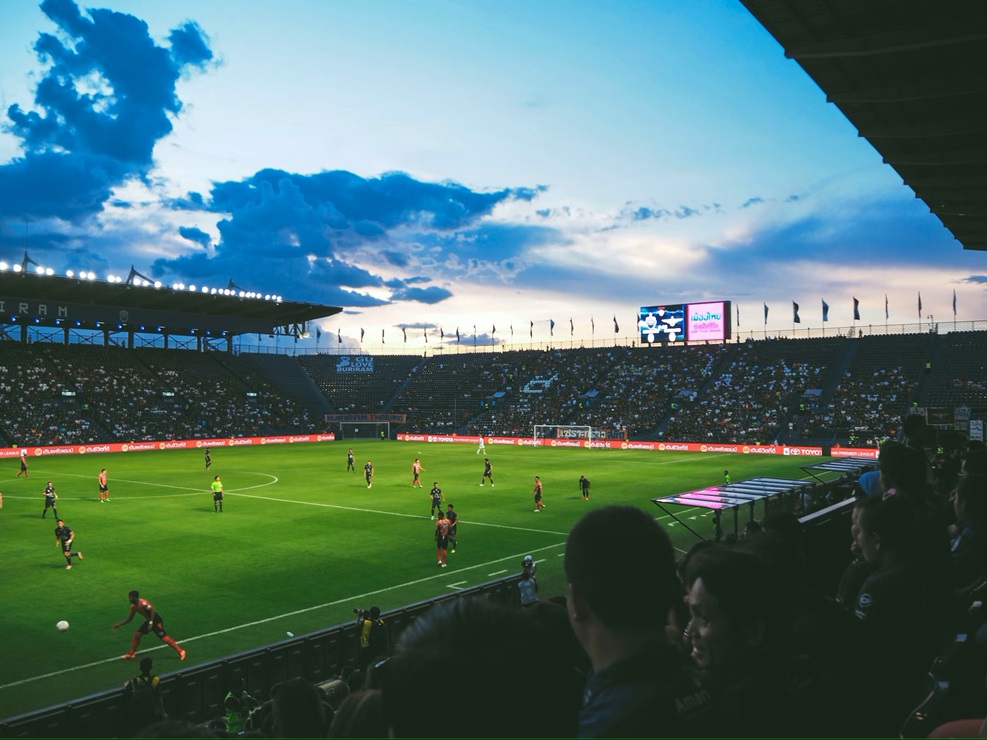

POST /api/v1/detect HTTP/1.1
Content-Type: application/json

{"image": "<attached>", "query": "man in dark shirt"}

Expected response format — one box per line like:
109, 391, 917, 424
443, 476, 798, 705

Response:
347, 448, 355, 472
42, 481, 58, 519
364, 461, 374, 489
579, 475, 591, 500
204, 448, 212, 470
429, 483, 444, 520
435, 511, 451, 567
480, 458, 494, 487
445, 503, 458, 553
54, 519, 83, 569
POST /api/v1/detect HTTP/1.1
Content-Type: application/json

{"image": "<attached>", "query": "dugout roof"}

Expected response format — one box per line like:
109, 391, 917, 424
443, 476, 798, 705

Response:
741, 0, 987, 251
0, 268, 341, 338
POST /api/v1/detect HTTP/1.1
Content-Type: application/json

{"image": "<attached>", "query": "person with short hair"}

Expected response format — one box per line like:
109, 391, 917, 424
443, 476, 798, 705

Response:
204, 447, 211, 470
411, 458, 425, 488
533, 475, 544, 512
565, 506, 715, 737
429, 482, 444, 520
54, 519, 83, 569
445, 503, 459, 553
210, 475, 224, 513
358, 606, 387, 669
434, 509, 451, 567
347, 448, 355, 472
41, 480, 58, 519
364, 460, 374, 489
112, 589, 186, 661
98, 468, 110, 503
480, 457, 494, 487
579, 475, 591, 500
124, 656, 166, 733
17, 450, 28, 478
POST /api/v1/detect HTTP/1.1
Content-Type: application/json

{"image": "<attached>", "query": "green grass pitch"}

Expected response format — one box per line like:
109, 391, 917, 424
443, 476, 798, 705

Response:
0, 440, 835, 719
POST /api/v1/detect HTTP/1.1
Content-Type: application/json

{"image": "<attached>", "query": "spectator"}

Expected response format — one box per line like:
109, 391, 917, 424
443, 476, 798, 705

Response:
950, 474, 987, 590
564, 506, 715, 737
270, 677, 332, 738
123, 657, 166, 734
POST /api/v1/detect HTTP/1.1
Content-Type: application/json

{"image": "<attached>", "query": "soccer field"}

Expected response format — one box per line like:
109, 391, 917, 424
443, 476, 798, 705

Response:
0, 440, 833, 720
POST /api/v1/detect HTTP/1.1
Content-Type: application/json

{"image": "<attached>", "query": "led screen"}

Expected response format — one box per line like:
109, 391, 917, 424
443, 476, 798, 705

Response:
639, 300, 732, 344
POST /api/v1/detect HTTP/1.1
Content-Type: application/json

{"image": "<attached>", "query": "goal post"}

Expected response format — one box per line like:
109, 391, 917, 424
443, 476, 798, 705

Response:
533, 424, 593, 442
339, 421, 391, 440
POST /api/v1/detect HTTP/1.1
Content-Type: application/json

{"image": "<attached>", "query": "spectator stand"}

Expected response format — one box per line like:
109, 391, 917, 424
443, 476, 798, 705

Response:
652, 476, 809, 541
800, 456, 877, 484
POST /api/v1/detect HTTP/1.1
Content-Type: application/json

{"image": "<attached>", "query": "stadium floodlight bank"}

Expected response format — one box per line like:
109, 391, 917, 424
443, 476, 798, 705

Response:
533, 424, 593, 442
339, 421, 390, 439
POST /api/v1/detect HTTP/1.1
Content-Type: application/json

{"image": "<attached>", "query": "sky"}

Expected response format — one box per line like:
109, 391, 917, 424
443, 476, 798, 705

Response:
0, 0, 984, 350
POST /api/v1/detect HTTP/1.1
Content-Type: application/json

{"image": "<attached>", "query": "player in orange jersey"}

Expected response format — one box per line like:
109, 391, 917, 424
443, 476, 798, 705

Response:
113, 590, 186, 661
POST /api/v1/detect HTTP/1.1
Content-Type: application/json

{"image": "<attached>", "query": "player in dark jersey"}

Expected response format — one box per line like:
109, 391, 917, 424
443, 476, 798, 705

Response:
446, 503, 459, 553
54, 519, 83, 569
579, 475, 591, 500
98, 468, 110, 503
42, 481, 58, 519
113, 589, 186, 661
533, 476, 544, 512
365, 461, 374, 488
347, 448, 355, 472
429, 483, 445, 519
435, 511, 451, 567
480, 458, 494, 487
204, 448, 212, 470
17, 450, 28, 478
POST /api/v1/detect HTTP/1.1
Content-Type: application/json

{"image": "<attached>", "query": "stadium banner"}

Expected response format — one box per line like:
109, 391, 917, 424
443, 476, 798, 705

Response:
325, 413, 407, 423
396, 434, 825, 456
335, 356, 374, 373
0, 433, 335, 459
830, 447, 879, 459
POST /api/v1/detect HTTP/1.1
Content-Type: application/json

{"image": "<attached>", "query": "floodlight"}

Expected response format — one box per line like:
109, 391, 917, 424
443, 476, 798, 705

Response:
66, 270, 75, 277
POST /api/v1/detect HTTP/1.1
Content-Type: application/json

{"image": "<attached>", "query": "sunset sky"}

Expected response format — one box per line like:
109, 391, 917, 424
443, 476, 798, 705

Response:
1, 0, 983, 349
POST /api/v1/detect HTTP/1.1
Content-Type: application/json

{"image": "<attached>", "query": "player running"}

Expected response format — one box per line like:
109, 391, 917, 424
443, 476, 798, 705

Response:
41, 481, 58, 519
204, 448, 212, 470
54, 519, 83, 569
347, 448, 356, 472
429, 482, 445, 519
98, 468, 110, 503
365, 460, 374, 489
411, 458, 426, 488
17, 450, 28, 478
210, 475, 224, 512
476, 436, 486, 455
112, 590, 186, 661
532, 476, 545, 512
480, 458, 494, 487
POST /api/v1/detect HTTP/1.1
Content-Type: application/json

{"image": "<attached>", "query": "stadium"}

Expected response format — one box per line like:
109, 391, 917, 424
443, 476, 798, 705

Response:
2, 0, 987, 738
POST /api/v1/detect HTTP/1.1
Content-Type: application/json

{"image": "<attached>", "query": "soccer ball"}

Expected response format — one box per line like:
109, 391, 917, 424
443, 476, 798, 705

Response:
56, 620, 69, 632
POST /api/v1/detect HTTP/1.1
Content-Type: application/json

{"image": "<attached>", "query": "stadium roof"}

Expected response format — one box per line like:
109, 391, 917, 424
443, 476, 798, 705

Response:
741, 0, 987, 251
0, 267, 342, 338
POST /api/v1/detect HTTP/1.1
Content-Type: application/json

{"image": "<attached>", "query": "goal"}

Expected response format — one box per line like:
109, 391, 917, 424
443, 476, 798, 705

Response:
339, 422, 391, 440
533, 424, 593, 442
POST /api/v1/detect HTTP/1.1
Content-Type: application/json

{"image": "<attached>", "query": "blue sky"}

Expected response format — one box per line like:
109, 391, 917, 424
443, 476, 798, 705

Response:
0, 0, 983, 347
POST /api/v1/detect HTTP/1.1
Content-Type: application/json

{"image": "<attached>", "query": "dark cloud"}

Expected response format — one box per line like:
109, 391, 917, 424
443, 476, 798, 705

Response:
961, 275, 987, 284
179, 225, 211, 248
741, 197, 764, 209
381, 249, 410, 267
391, 285, 453, 304
0, 0, 211, 236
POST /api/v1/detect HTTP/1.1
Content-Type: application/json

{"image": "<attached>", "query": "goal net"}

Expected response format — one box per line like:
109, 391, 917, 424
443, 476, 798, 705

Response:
339, 422, 391, 440
533, 424, 593, 442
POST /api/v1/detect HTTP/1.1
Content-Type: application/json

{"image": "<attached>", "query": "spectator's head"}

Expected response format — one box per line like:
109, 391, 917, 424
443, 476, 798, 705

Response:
381, 599, 580, 737
565, 506, 676, 637
369, 606, 381, 620
952, 474, 987, 528
852, 494, 915, 565
962, 447, 987, 478
270, 677, 327, 738
878, 440, 929, 496
139, 657, 153, 676
683, 545, 789, 674
329, 689, 388, 738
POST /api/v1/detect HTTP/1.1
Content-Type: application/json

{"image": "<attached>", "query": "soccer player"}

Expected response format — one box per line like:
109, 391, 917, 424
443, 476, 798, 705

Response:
480, 458, 494, 487
435, 510, 451, 567
723, 469, 732, 485
112, 589, 186, 661
446, 503, 459, 553
98, 468, 110, 503
41, 481, 58, 519
411, 458, 425, 488
204, 448, 212, 470
477, 436, 486, 454
54, 519, 83, 569
429, 482, 445, 519
17, 450, 28, 478
365, 460, 374, 488
579, 475, 591, 500
532, 475, 545, 512
211, 475, 224, 512
347, 448, 355, 472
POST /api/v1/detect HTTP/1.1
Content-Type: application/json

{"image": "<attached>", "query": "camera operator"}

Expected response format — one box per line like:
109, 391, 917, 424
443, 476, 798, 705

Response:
356, 606, 386, 668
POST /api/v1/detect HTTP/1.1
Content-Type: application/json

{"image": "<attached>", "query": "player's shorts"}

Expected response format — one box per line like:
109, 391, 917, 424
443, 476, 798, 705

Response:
534, 493, 542, 502
213, 492, 223, 501
448, 524, 458, 536
60, 541, 72, 553
99, 484, 109, 493
435, 535, 449, 548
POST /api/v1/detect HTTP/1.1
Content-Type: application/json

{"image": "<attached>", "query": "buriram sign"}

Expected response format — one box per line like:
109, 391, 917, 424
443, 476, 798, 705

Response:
0, 434, 336, 459
396, 433, 876, 457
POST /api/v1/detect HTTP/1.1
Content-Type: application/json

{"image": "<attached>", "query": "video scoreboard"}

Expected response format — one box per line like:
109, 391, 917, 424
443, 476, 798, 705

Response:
638, 300, 732, 344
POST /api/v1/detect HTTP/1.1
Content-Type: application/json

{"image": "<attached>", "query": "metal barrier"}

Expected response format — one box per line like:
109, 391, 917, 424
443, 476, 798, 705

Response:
0, 575, 522, 738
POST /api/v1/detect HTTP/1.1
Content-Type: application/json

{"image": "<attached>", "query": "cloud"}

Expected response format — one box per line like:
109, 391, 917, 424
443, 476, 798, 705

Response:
178, 225, 211, 248
961, 275, 987, 284
740, 196, 764, 208
390, 285, 453, 304
0, 0, 212, 232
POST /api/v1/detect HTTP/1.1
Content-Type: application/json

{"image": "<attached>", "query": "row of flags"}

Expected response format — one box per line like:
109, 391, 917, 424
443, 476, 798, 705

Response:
315, 316, 623, 344
315, 291, 960, 342
752, 290, 958, 326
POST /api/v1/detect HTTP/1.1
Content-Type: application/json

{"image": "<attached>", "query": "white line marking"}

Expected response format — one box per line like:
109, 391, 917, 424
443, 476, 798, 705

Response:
487, 569, 508, 576
446, 581, 468, 590
0, 541, 565, 692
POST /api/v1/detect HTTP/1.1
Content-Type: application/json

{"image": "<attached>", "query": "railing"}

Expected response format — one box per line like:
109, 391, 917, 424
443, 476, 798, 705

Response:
0, 574, 523, 738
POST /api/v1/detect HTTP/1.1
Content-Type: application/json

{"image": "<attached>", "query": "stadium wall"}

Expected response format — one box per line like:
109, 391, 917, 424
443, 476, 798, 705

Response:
0, 434, 335, 460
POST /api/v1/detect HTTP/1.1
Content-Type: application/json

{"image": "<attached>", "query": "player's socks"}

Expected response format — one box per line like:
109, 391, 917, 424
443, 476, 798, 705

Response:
130, 637, 141, 654
76, 552, 83, 560
179, 649, 186, 661
163, 636, 181, 654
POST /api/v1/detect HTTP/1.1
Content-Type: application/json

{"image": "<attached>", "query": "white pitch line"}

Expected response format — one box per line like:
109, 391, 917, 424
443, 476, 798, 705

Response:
0, 541, 565, 692
446, 581, 468, 590
487, 569, 508, 576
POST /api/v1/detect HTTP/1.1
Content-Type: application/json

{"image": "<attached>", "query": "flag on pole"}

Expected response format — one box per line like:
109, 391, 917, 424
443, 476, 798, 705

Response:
316, 327, 322, 340
381, 329, 385, 344
822, 299, 829, 322
424, 329, 428, 344
569, 318, 574, 336
953, 289, 957, 317
530, 320, 533, 338
337, 329, 342, 344
402, 326, 407, 343
591, 316, 595, 335
440, 327, 444, 340
736, 303, 740, 327
853, 297, 860, 321
885, 294, 889, 320
613, 316, 619, 333
456, 327, 460, 341
492, 324, 496, 336
793, 302, 801, 324
360, 328, 365, 343
918, 292, 922, 317
550, 319, 555, 336
510, 324, 514, 338
763, 303, 768, 325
